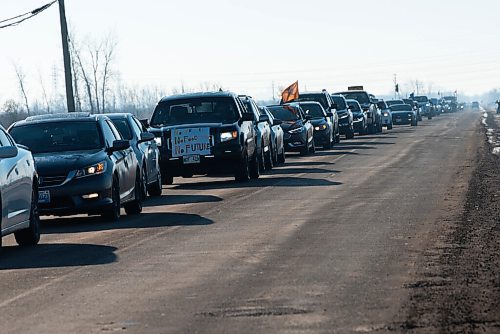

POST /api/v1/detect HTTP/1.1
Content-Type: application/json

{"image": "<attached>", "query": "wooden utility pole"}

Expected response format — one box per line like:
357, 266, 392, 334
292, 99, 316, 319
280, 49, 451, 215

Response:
58, 0, 75, 112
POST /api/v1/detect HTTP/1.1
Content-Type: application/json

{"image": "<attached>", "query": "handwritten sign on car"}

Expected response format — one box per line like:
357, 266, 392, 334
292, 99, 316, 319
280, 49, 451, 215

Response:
171, 127, 211, 157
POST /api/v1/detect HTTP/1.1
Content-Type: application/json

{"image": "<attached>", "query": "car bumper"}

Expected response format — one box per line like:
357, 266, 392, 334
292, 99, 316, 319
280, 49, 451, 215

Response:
338, 121, 350, 134
283, 132, 309, 152
313, 129, 330, 144
381, 116, 392, 125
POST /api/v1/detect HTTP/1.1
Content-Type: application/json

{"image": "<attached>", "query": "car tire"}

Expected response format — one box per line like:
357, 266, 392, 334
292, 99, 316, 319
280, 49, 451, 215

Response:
162, 172, 174, 185
14, 186, 41, 247
388, 124, 393, 130
235, 150, 250, 182
141, 166, 148, 199
102, 176, 120, 222
148, 171, 162, 196
264, 143, 273, 171
324, 133, 333, 149
310, 139, 316, 154
335, 127, 341, 143
278, 149, 286, 164
428, 115, 432, 120
346, 126, 355, 139
271, 141, 278, 166
249, 147, 260, 179
125, 172, 143, 215
257, 142, 265, 174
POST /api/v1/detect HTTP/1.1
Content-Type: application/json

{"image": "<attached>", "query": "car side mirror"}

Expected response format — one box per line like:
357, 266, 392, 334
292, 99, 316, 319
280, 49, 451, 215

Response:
139, 132, 155, 143
140, 119, 150, 128
241, 113, 255, 122
259, 114, 270, 123
273, 119, 283, 126
305, 115, 312, 121
326, 112, 334, 117
0, 146, 18, 159
108, 139, 130, 153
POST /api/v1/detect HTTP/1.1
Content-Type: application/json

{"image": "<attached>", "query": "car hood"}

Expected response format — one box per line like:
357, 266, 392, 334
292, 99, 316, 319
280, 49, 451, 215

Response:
33, 149, 107, 176
391, 111, 414, 116
310, 118, 327, 126
280, 120, 304, 132
351, 111, 364, 118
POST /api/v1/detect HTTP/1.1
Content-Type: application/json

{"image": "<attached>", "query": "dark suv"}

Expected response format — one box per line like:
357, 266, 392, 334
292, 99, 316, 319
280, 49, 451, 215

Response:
330, 94, 354, 139
286, 90, 340, 143
148, 92, 260, 183
9, 113, 142, 221
335, 89, 382, 134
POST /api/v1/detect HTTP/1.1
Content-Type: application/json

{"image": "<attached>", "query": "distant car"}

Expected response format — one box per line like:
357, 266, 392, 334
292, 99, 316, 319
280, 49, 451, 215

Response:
299, 101, 335, 149
331, 94, 354, 139
386, 99, 405, 107
345, 99, 368, 135
258, 106, 286, 165
377, 100, 393, 130
414, 96, 434, 119
106, 113, 162, 197
390, 104, 418, 126
287, 90, 340, 143
10, 113, 142, 221
267, 103, 315, 155
335, 89, 382, 134
148, 92, 260, 183
471, 101, 480, 110
0, 125, 40, 249
239, 95, 272, 171
402, 98, 421, 120
429, 98, 441, 115
441, 96, 458, 112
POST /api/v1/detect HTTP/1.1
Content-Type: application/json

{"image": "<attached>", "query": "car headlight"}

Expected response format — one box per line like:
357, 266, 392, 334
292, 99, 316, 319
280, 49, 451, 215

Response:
75, 161, 106, 178
383, 112, 389, 117
426, 103, 430, 107
220, 131, 238, 142
314, 124, 327, 131
154, 137, 162, 147
339, 114, 348, 119
288, 127, 303, 134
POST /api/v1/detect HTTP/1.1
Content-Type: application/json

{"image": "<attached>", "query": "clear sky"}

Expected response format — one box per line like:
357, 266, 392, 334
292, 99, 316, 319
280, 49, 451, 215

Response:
1, 0, 499, 105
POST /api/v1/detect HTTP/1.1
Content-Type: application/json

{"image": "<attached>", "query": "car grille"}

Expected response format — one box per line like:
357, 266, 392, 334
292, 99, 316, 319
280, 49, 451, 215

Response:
40, 175, 67, 187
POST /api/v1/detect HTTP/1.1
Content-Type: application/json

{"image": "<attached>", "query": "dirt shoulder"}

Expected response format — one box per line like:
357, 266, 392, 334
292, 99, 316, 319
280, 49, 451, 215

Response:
395, 111, 500, 333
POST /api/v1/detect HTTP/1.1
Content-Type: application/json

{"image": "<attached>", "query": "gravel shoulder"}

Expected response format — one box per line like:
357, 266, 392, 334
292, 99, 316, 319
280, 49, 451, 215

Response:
397, 111, 500, 333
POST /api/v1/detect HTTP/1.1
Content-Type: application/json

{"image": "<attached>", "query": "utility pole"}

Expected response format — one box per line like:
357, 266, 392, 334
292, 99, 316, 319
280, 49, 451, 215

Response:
58, 0, 75, 112
393, 74, 397, 99
272, 81, 275, 102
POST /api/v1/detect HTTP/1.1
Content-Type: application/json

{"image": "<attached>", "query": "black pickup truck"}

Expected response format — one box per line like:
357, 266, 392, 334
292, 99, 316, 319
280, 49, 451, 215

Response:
148, 92, 260, 183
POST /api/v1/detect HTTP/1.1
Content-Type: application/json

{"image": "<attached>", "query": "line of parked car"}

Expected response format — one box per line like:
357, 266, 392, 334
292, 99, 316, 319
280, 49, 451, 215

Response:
0, 86, 463, 249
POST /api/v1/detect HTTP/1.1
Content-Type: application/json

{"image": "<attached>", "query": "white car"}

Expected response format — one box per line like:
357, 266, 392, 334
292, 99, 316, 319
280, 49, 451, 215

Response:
0, 125, 40, 249
377, 100, 393, 130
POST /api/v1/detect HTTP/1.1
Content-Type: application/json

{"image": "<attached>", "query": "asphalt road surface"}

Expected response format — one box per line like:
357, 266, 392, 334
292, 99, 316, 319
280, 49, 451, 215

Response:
0, 111, 483, 333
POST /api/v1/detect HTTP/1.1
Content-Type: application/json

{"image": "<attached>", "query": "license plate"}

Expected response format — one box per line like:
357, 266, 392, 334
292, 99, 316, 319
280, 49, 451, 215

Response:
183, 155, 200, 164
38, 190, 51, 204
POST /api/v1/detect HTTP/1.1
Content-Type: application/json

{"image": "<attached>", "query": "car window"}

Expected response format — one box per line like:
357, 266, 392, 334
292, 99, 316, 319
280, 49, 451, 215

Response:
0, 129, 13, 147
101, 121, 118, 147
331, 96, 347, 110
132, 117, 146, 134
267, 105, 302, 121
341, 92, 370, 104
110, 118, 133, 140
301, 103, 326, 119
295, 94, 329, 110
10, 121, 103, 154
151, 97, 239, 126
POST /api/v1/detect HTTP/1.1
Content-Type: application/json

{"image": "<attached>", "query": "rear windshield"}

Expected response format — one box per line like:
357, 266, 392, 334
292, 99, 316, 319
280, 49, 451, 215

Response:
151, 97, 239, 126
346, 101, 361, 112
301, 103, 325, 119
377, 101, 388, 109
267, 105, 302, 121
390, 104, 413, 111
331, 95, 347, 110
109, 118, 133, 140
414, 96, 429, 103
387, 100, 405, 106
340, 92, 370, 104
10, 121, 103, 154
294, 94, 329, 109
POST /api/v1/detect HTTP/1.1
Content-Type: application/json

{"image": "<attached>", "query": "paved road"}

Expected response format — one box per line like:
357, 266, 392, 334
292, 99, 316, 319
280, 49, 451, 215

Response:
0, 111, 480, 333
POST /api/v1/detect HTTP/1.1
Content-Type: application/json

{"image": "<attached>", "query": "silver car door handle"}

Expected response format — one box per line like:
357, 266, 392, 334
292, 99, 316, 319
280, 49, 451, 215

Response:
15, 168, 19, 175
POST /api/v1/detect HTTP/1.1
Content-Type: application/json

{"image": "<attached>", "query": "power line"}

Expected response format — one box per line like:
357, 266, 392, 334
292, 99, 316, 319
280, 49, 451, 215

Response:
0, 0, 57, 29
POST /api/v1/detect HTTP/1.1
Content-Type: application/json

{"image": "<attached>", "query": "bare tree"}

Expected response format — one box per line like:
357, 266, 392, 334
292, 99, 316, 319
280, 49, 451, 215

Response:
13, 63, 30, 116
100, 35, 117, 113
38, 70, 50, 113
69, 34, 95, 113
89, 41, 102, 113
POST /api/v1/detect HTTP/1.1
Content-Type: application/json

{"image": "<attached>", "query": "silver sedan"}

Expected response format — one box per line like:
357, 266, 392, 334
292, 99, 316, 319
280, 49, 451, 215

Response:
0, 125, 40, 249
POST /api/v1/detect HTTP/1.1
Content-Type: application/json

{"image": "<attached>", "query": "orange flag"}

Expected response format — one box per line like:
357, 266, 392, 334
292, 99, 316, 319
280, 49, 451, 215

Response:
281, 81, 299, 103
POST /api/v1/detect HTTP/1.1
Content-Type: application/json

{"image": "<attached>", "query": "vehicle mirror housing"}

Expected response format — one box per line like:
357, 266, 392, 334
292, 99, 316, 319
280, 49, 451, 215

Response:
326, 112, 334, 117
259, 114, 270, 123
108, 139, 130, 153
0, 146, 18, 159
139, 132, 155, 143
273, 119, 283, 126
139, 119, 150, 128
241, 113, 255, 122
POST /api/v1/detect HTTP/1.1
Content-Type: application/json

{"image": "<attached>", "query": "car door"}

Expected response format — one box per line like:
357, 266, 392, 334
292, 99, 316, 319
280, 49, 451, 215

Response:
0, 129, 30, 229
108, 120, 136, 201
131, 116, 156, 184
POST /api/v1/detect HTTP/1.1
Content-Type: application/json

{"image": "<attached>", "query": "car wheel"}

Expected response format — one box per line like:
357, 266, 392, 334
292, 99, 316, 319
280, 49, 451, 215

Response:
428, 115, 432, 120
346, 126, 355, 139
249, 147, 260, 179
324, 133, 333, 149
278, 148, 286, 164
148, 171, 162, 196
335, 127, 341, 143
257, 142, 265, 174
235, 150, 250, 182
162, 171, 174, 185
264, 143, 273, 171
388, 124, 393, 130
14, 186, 41, 247
141, 166, 148, 199
102, 176, 120, 221
310, 138, 316, 154
125, 172, 143, 215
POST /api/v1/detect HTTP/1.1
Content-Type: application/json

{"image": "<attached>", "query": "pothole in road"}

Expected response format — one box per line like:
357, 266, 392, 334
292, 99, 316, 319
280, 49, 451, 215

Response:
198, 306, 311, 318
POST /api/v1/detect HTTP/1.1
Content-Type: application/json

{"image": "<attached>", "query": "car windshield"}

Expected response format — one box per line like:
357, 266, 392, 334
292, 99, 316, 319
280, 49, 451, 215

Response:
150, 97, 239, 126
387, 100, 404, 106
301, 103, 325, 119
340, 92, 370, 104
414, 96, 429, 103
377, 101, 388, 109
294, 94, 329, 109
443, 96, 457, 102
331, 96, 347, 110
10, 121, 103, 154
391, 104, 413, 111
267, 105, 302, 121
109, 118, 133, 140
346, 101, 361, 112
